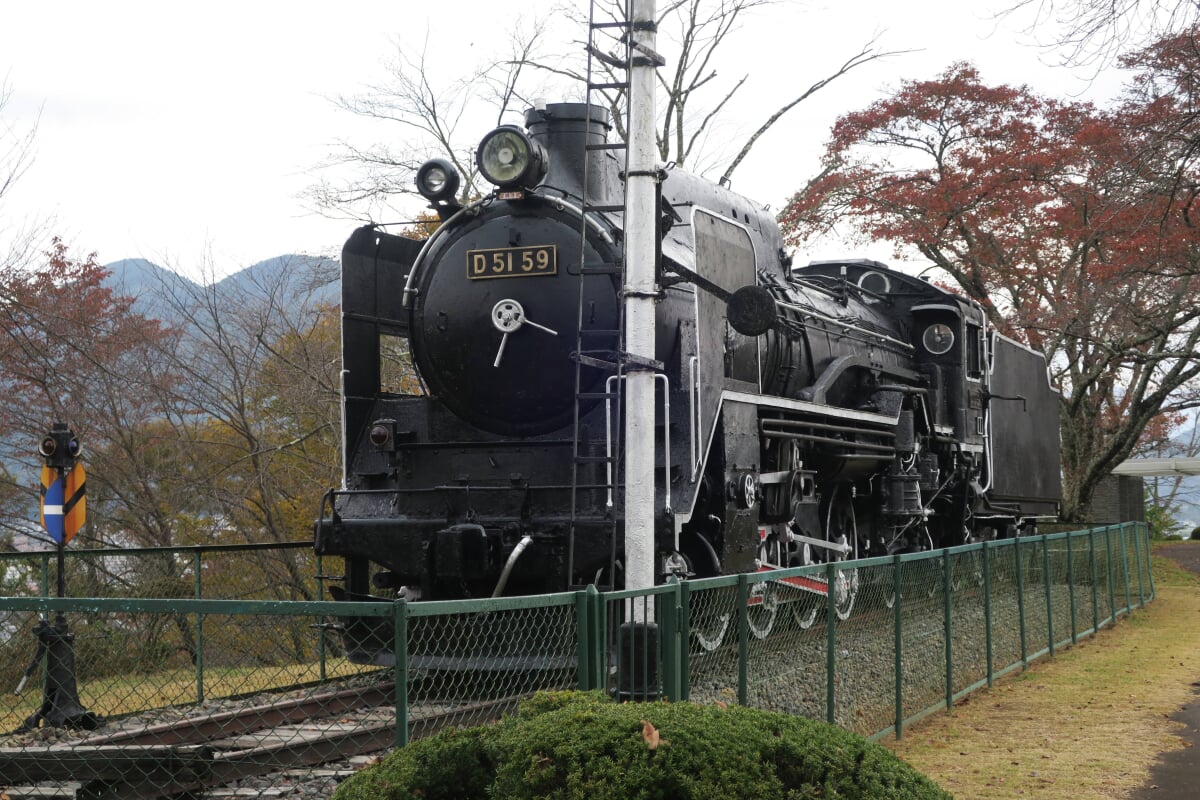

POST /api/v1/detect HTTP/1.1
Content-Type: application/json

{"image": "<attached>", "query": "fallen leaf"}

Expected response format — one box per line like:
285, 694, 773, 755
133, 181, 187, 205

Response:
642, 720, 660, 750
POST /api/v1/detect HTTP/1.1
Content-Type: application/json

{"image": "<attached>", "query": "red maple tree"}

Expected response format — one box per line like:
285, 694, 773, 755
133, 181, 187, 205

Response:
780, 34, 1200, 521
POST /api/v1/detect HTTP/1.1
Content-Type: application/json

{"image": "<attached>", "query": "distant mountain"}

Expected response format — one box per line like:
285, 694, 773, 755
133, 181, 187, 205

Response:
210, 254, 339, 306
103, 254, 339, 323
104, 258, 200, 309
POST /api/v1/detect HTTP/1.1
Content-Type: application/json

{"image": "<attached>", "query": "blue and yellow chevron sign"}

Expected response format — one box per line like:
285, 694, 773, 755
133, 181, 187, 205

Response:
40, 463, 86, 544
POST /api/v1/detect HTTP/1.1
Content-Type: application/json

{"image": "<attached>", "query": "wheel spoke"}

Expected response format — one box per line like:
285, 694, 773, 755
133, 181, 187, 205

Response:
693, 610, 730, 652
791, 598, 819, 629
747, 580, 776, 639
825, 485, 860, 621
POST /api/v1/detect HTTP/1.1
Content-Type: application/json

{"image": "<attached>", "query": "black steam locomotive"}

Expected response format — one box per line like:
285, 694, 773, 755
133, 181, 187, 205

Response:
314, 103, 1061, 662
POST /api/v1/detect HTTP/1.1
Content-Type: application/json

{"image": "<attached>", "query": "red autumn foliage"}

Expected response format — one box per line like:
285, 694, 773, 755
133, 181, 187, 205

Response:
0, 238, 171, 430
780, 37, 1200, 521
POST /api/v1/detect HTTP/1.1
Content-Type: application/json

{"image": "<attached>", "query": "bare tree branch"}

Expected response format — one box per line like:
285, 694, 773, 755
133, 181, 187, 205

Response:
0, 79, 45, 278
312, 0, 901, 220
997, 0, 1200, 67
719, 33, 911, 185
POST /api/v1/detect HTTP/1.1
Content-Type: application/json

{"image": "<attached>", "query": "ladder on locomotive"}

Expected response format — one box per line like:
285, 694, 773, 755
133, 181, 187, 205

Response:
567, 0, 638, 591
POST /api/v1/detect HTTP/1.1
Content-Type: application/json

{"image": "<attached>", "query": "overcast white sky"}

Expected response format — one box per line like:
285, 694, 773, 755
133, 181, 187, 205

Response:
0, 0, 1129, 280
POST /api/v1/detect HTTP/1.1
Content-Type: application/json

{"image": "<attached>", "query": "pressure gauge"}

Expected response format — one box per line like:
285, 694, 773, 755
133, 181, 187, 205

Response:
922, 323, 955, 355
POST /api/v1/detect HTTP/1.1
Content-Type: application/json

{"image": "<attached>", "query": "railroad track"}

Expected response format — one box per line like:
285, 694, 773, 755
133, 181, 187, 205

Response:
0, 681, 523, 800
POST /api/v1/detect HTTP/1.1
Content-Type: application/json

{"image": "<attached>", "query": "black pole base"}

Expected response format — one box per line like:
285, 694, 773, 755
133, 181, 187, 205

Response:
615, 621, 659, 702
15, 617, 102, 733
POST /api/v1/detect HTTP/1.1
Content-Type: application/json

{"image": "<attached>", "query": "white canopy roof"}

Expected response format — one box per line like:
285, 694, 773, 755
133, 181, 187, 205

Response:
1111, 458, 1200, 477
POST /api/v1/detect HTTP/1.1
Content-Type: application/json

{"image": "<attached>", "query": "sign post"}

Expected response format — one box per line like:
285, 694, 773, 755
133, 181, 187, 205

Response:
16, 423, 100, 732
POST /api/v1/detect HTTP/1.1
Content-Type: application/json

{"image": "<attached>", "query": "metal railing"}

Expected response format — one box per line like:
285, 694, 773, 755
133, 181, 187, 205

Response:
0, 523, 1152, 797
0, 541, 324, 602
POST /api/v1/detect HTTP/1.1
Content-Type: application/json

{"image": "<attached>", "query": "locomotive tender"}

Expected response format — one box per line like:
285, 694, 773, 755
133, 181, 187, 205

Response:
314, 103, 1061, 661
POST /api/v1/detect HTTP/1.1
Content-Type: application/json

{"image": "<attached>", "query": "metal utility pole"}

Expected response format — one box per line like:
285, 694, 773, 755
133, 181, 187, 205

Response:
623, 0, 659, 606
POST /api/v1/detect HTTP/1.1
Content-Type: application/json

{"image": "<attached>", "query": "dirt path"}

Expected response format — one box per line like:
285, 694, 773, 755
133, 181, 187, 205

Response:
1155, 541, 1200, 574
1128, 543, 1200, 800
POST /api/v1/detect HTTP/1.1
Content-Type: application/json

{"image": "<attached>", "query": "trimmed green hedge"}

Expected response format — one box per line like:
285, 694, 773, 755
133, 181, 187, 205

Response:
334, 691, 951, 800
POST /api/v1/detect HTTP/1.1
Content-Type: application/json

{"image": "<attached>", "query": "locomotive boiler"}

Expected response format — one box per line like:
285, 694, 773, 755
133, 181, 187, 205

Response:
314, 102, 1061, 663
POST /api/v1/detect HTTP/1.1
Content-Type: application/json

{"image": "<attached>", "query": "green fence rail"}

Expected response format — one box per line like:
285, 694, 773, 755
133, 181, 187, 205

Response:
0, 541, 324, 603
0, 523, 1153, 797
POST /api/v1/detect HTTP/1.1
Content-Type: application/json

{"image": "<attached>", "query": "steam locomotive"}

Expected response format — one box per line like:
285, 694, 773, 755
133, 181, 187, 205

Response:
314, 102, 1061, 663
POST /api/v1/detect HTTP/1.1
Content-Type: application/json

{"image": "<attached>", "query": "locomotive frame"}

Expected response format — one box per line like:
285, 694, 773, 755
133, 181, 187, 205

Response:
314, 102, 1062, 664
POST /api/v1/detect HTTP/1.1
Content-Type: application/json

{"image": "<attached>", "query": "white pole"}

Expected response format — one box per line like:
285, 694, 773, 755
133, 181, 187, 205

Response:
623, 0, 659, 611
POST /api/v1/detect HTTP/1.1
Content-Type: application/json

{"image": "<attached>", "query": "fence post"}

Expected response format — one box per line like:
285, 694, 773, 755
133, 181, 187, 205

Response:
737, 573, 750, 706
1120, 525, 1132, 615
594, 589, 608, 692
679, 581, 692, 702
1015, 537, 1027, 668
943, 549, 953, 709
660, 580, 681, 701
394, 599, 409, 748
1144, 524, 1157, 600
576, 589, 594, 692
1105, 526, 1117, 625
983, 541, 993, 687
1089, 528, 1099, 633
316, 553, 327, 682
194, 550, 204, 704
893, 554, 904, 738
826, 561, 837, 725
1043, 536, 1054, 656
1133, 524, 1146, 608
1067, 532, 1077, 645
194, 547, 204, 597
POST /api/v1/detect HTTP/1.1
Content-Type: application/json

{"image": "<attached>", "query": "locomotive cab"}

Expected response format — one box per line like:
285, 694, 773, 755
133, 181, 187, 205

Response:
910, 301, 988, 447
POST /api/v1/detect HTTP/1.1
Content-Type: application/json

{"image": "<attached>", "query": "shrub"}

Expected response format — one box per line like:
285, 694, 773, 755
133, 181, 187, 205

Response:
333, 691, 951, 800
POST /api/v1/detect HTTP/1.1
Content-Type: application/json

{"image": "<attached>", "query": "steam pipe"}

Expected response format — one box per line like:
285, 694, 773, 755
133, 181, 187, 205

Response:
492, 535, 534, 598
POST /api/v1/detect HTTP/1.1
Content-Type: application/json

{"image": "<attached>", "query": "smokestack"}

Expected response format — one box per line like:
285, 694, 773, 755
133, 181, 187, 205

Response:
524, 103, 618, 204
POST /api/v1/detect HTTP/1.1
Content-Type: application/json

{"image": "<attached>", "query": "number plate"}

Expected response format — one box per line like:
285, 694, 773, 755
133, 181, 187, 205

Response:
466, 245, 557, 280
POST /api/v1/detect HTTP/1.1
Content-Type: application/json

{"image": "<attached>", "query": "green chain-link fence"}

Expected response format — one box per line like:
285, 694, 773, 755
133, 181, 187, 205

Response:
0, 523, 1153, 797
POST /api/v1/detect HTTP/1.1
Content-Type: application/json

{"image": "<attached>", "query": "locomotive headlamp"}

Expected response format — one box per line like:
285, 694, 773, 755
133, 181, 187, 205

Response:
922, 323, 956, 355
415, 158, 461, 203
477, 126, 548, 189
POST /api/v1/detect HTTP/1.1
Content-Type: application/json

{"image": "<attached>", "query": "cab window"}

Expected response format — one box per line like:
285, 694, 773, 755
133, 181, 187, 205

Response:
966, 324, 984, 379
